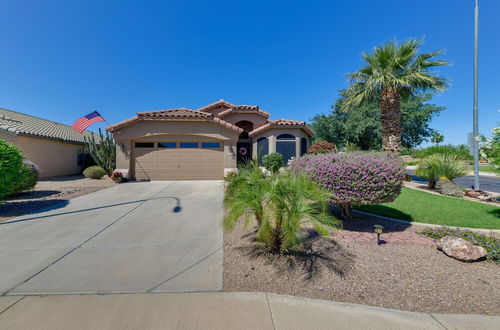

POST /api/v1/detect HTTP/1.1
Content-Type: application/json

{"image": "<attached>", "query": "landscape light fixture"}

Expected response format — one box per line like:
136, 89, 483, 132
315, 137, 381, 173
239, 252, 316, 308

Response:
374, 225, 384, 245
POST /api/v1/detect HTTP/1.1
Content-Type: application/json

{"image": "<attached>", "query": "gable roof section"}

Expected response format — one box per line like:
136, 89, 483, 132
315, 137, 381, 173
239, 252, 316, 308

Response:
197, 99, 232, 113
106, 108, 242, 133
0, 107, 95, 144
198, 99, 270, 118
249, 118, 314, 137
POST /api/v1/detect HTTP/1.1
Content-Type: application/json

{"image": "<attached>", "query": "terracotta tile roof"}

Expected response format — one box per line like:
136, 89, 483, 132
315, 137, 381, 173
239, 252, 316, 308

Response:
137, 108, 212, 119
107, 108, 242, 133
0, 107, 95, 144
249, 118, 313, 137
197, 99, 232, 112
271, 119, 306, 126
198, 100, 270, 118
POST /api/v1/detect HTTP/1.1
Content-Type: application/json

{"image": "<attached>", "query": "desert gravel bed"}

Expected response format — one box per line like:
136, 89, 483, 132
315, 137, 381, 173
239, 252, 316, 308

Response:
224, 222, 500, 315
0, 175, 114, 222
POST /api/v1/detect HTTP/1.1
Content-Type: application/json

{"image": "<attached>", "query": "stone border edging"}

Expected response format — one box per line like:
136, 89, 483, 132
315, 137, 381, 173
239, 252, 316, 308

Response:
353, 209, 500, 235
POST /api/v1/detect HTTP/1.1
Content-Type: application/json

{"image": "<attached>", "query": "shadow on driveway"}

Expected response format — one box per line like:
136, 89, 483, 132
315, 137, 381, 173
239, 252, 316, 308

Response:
1, 196, 182, 225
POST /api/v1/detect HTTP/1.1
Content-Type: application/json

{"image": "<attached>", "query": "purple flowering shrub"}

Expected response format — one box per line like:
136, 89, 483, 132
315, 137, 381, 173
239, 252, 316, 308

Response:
291, 152, 406, 207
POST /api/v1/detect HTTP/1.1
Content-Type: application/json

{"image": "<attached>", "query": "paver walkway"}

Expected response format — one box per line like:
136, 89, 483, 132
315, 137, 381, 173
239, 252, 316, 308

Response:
0, 292, 498, 330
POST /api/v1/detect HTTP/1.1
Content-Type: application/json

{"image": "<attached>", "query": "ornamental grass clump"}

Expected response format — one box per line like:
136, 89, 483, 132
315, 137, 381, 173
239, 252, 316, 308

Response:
291, 152, 406, 217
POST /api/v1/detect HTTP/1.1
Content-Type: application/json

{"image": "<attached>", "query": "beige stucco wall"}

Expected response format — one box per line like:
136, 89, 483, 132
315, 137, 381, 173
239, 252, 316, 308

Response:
0, 130, 19, 144
113, 120, 239, 178
0, 131, 84, 178
252, 128, 309, 159
220, 112, 268, 130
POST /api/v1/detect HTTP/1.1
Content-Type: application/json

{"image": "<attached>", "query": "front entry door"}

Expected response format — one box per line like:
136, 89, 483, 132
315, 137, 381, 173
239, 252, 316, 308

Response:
237, 142, 252, 164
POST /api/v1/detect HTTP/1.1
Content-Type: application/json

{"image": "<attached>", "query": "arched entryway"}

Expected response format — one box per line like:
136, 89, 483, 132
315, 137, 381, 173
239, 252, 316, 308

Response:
235, 120, 253, 164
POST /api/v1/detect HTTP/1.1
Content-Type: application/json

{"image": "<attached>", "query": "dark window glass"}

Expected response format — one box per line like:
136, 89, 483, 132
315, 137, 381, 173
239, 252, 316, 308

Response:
135, 142, 154, 148
257, 137, 269, 165
277, 133, 295, 140
179, 142, 199, 148
77, 149, 84, 166
201, 142, 221, 149
158, 142, 177, 148
300, 137, 308, 156
276, 141, 296, 163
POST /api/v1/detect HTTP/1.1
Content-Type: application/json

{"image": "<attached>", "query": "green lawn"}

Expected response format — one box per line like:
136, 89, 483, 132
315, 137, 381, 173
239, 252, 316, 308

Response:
356, 187, 500, 229
466, 165, 498, 173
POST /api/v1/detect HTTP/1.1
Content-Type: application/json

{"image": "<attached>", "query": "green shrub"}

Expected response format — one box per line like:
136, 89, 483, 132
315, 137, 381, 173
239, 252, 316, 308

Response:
308, 141, 337, 154
415, 154, 468, 189
262, 153, 283, 173
413, 144, 472, 160
0, 139, 24, 200
9, 160, 39, 195
83, 166, 107, 179
420, 226, 499, 262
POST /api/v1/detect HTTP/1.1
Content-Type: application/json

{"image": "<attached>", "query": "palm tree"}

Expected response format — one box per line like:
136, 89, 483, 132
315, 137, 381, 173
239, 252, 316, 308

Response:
260, 172, 337, 253
224, 160, 269, 229
342, 39, 448, 153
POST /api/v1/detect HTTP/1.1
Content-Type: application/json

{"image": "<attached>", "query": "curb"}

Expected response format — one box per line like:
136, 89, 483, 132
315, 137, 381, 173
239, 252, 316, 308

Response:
353, 209, 500, 235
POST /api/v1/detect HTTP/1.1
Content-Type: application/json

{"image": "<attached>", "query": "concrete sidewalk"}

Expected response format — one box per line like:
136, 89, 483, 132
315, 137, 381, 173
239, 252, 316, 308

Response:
0, 292, 497, 330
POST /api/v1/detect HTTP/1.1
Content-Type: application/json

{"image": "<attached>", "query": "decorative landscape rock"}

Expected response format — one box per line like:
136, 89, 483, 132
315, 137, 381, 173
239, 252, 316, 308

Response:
436, 236, 487, 261
436, 179, 464, 198
465, 189, 493, 202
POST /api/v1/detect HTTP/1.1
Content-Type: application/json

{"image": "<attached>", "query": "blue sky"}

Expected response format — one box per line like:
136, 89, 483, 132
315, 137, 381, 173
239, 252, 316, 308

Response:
0, 0, 498, 146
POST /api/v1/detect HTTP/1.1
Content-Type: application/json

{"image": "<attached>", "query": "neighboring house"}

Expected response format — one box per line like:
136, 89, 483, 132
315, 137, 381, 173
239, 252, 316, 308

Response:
107, 99, 313, 180
0, 108, 94, 178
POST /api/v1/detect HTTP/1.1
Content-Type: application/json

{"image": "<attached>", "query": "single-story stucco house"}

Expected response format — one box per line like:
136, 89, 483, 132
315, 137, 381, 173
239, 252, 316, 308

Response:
107, 99, 313, 180
0, 108, 94, 178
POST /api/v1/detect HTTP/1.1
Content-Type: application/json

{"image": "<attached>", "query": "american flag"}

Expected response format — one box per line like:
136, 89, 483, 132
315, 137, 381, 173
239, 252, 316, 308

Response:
72, 111, 105, 133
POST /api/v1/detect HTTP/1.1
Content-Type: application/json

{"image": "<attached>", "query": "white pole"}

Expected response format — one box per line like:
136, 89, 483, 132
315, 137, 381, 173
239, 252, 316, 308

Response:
473, 0, 480, 189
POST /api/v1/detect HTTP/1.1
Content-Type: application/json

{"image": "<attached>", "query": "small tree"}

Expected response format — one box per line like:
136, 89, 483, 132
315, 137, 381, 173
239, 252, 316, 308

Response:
480, 123, 500, 175
84, 129, 116, 176
431, 131, 444, 146
262, 153, 283, 173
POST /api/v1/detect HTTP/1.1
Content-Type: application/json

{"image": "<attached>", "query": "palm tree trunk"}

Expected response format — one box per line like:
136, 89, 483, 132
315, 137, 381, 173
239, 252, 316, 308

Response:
380, 87, 402, 153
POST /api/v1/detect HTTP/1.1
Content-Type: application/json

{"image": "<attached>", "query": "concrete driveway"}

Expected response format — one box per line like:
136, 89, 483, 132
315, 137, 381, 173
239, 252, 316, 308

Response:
0, 181, 223, 295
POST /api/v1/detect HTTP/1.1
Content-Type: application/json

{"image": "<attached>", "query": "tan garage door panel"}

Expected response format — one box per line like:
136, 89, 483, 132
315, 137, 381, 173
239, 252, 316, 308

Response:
134, 142, 223, 180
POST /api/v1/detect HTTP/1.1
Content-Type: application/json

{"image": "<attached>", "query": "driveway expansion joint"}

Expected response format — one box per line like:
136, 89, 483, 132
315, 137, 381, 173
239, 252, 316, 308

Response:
430, 313, 450, 330
147, 246, 223, 292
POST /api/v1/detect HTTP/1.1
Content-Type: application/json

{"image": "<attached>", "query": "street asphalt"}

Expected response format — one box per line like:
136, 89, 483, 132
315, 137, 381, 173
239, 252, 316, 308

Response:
407, 169, 500, 193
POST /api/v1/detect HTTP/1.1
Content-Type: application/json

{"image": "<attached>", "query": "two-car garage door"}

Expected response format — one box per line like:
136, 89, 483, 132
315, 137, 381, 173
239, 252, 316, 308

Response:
133, 141, 224, 180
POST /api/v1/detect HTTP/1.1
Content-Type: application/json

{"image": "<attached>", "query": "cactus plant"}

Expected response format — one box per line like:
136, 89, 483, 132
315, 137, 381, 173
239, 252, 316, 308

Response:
84, 128, 116, 176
